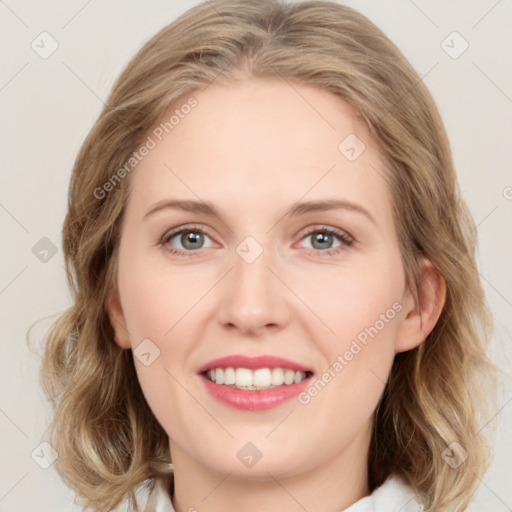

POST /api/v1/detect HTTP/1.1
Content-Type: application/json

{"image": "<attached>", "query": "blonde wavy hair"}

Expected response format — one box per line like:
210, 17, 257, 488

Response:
38, 0, 497, 510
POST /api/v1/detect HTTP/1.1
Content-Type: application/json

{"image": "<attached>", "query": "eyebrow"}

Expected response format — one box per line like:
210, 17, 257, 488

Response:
144, 198, 376, 225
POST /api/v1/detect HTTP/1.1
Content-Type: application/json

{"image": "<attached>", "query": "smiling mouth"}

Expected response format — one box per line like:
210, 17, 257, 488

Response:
202, 367, 313, 390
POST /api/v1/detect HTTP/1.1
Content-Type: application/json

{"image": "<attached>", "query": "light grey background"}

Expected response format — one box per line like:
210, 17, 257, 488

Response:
1, 1, 511, 510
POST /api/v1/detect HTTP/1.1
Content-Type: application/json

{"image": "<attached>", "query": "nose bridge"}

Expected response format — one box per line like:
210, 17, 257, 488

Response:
216, 235, 289, 334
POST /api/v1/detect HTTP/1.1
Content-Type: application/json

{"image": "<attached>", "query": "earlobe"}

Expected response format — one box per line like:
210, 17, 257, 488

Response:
105, 287, 131, 349
395, 259, 446, 353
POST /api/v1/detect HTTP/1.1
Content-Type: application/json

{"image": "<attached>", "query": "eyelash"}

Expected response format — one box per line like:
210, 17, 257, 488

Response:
160, 224, 354, 258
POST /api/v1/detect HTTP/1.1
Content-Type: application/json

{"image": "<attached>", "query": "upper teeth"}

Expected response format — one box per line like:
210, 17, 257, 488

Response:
206, 367, 308, 389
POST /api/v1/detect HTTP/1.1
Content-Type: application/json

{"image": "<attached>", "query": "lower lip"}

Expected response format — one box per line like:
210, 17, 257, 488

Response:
200, 374, 311, 411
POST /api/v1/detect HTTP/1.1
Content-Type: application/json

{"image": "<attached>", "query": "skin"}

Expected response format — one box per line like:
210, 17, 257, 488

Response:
107, 78, 445, 512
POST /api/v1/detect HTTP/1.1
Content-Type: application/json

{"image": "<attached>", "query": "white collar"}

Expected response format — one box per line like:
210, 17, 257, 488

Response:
140, 473, 424, 512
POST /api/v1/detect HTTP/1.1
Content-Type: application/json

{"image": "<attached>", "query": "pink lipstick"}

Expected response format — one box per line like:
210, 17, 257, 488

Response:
198, 355, 313, 411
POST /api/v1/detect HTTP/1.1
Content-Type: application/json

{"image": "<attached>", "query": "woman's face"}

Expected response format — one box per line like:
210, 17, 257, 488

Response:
108, 78, 420, 480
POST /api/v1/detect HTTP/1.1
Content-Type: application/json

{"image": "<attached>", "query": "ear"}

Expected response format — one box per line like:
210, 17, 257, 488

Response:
105, 287, 131, 349
395, 258, 446, 353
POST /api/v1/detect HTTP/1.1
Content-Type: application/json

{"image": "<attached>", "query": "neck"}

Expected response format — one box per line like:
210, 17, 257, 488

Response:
168, 427, 371, 512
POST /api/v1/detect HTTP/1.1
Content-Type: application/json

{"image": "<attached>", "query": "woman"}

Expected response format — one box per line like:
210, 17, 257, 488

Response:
40, 1, 497, 510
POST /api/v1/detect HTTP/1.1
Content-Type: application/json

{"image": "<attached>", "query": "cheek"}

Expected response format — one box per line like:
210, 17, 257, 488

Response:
117, 244, 200, 342
302, 253, 405, 351
297, 251, 404, 409
117, 257, 199, 434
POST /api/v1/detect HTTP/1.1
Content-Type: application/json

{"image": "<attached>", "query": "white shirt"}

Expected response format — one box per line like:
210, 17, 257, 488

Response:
133, 473, 424, 511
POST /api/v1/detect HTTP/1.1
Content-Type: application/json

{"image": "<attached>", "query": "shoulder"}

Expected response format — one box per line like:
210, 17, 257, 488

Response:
343, 474, 424, 511
142, 474, 175, 512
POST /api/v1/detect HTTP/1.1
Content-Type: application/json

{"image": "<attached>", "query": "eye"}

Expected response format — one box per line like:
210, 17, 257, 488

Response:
161, 225, 215, 256
297, 226, 353, 256
160, 224, 354, 258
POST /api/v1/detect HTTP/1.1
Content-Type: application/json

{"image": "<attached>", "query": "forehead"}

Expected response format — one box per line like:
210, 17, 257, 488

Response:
127, 78, 391, 222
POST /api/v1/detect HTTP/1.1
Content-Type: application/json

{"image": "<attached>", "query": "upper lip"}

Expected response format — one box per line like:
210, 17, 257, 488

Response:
197, 355, 313, 374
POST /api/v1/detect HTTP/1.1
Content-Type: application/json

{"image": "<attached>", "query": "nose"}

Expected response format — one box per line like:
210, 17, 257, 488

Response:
216, 242, 291, 337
